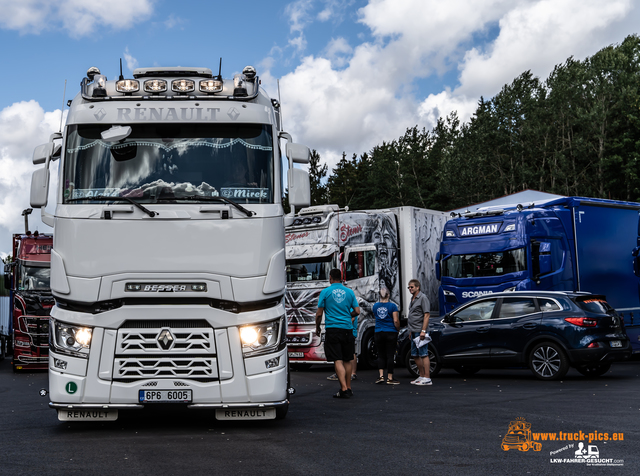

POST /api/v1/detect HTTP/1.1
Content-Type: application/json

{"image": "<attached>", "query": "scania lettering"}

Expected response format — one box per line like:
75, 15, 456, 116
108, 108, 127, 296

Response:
438, 197, 640, 353
285, 206, 447, 367
2, 211, 53, 371
29, 64, 311, 421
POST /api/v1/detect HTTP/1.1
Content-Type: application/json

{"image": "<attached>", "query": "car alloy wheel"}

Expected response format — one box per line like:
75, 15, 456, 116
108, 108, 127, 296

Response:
529, 342, 569, 380
406, 345, 440, 377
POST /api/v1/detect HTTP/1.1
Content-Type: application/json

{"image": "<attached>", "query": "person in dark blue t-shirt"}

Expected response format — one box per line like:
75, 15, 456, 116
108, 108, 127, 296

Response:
373, 287, 400, 385
315, 269, 360, 398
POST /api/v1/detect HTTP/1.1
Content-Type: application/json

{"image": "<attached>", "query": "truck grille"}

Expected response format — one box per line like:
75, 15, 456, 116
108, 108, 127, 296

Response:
114, 323, 218, 382
114, 356, 216, 379
117, 329, 214, 354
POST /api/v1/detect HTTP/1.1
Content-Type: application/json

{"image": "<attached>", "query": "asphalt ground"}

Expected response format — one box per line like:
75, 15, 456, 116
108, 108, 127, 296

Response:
0, 358, 638, 476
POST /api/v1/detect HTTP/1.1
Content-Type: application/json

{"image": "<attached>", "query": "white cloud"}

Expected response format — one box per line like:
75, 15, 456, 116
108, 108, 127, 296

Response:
323, 37, 353, 68
0, 101, 60, 256
272, 0, 639, 172
124, 47, 139, 72
0, 0, 154, 37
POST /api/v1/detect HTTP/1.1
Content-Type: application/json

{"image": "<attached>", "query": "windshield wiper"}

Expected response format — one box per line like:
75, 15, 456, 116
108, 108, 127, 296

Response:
156, 195, 255, 217
67, 195, 156, 217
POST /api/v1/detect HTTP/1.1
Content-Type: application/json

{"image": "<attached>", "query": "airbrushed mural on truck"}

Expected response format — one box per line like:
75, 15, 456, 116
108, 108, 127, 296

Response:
285, 206, 446, 367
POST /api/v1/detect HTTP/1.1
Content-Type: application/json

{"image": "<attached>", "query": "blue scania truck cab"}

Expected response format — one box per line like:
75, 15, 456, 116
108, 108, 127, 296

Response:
437, 196, 640, 354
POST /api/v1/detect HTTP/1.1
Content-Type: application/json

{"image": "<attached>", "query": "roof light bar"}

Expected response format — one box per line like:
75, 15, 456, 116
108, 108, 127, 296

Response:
200, 79, 223, 93
144, 79, 168, 93
116, 79, 140, 93
172, 79, 195, 93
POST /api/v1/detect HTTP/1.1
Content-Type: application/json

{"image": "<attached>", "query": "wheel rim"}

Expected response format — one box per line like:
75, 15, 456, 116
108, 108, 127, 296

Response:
531, 346, 560, 377
409, 348, 436, 374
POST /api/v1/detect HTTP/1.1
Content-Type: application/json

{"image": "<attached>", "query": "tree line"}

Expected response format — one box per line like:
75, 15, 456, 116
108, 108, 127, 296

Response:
306, 34, 640, 211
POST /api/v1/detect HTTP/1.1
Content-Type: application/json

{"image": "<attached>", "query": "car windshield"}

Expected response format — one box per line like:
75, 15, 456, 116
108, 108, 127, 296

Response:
63, 123, 273, 204
17, 263, 50, 290
442, 248, 527, 278
575, 297, 614, 314
286, 257, 332, 282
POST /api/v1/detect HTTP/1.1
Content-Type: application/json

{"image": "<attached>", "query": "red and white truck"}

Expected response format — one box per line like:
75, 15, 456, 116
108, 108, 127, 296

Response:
2, 224, 53, 371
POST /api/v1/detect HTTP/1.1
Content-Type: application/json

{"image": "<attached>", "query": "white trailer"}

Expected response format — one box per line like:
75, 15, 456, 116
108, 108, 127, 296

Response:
285, 206, 448, 367
29, 65, 310, 421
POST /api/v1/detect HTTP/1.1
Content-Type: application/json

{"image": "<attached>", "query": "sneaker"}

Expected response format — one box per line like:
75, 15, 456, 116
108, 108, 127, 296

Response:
375, 377, 385, 384
327, 373, 338, 381
345, 388, 353, 397
386, 378, 400, 385
410, 377, 423, 385
351, 374, 357, 380
415, 378, 432, 386
333, 389, 350, 399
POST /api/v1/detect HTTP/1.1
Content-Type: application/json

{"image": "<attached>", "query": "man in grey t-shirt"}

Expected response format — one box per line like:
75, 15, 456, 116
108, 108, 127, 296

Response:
408, 279, 432, 385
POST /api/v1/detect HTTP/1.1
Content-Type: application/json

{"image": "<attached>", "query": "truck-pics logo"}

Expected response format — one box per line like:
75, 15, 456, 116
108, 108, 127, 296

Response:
502, 417, 542, 452
339, 223, 362, 242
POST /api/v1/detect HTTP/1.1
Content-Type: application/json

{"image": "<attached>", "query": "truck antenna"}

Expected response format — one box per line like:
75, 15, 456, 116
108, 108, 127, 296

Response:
58, 79, 67, 133
277, 79, 284, 130
216, 58, 222, 80
119, 58, 125, 81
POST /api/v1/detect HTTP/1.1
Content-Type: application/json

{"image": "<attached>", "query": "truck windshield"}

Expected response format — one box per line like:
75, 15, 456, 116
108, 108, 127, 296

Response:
63, 123, 273, 204
17, 263, 50, 290
286, 258, 332, 282
442, 248, 527, 278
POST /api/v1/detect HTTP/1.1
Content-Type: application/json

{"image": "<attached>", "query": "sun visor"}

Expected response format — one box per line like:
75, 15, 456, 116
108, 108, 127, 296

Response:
286, 244, 339, 260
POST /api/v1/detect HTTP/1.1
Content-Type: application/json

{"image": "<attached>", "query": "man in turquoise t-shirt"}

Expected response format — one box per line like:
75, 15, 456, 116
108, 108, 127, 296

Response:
315, 269, 360, 398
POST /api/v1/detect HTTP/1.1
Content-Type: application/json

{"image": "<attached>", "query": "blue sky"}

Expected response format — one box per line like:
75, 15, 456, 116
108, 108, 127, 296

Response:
1, 0, 639, 257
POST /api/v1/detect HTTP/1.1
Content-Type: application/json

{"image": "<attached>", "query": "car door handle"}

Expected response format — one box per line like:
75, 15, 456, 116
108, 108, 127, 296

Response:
522, 323, 537, 329
476, 326, 490, 333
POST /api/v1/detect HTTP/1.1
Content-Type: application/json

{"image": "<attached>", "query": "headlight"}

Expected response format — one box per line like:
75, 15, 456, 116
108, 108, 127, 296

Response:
239, 317, 284, 357
50, 319, 93, 358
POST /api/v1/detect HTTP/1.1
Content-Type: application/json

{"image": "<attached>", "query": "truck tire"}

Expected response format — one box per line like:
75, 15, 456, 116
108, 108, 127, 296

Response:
575, 363, 611, 378
275, 403, 289, 420
529, 342, 569, 380
359, 329, 378, 369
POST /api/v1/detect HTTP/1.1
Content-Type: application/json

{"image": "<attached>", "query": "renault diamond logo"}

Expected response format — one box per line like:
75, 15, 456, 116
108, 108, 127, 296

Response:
157, 329, 174, 350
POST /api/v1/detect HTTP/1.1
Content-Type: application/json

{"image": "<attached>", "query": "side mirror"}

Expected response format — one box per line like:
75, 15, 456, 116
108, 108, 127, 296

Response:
32, 143, 53, 165
435, 261, 441, 280
634, 256, 640, 278
286, 143, 310, 164
30, 167, 50, 208
3, 273, 10, 290
442, 314, 452, 324
288, 167, 310, 208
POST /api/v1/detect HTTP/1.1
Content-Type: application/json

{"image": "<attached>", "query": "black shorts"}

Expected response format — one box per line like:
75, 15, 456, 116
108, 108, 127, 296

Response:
324, 328, 355, 362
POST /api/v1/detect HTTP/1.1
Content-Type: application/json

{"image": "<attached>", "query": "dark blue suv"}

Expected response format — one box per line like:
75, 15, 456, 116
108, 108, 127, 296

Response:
398, 291, 631, 380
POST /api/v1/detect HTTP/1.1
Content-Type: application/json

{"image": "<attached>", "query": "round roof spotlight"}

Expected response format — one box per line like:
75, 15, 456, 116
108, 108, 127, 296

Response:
302, 218, 312, 225
293, 219, 302, 226
312, 216, 321, 223
87, 67, 101, 80
242, 65, 257, 80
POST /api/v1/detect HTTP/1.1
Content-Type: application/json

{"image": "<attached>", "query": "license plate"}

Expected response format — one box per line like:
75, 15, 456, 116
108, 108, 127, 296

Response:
288, 352, 304, 358
139, 390, 192, 403
58, 409, 118, 421
610, 340, 622, 348
216, 408, 276, 420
